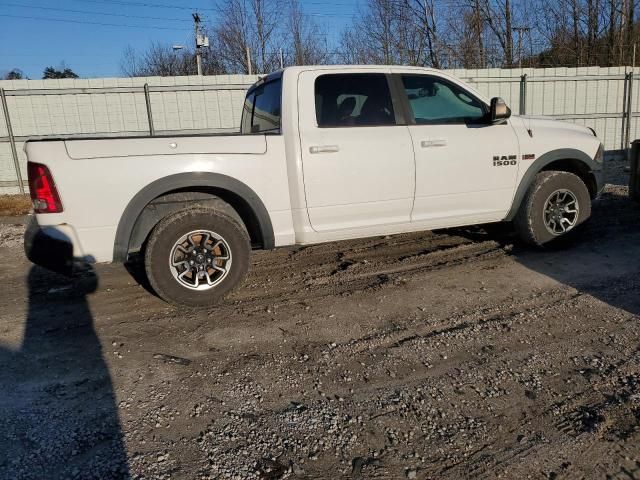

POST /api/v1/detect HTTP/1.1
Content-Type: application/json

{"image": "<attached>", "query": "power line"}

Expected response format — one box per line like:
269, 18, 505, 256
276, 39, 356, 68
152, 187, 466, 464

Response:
4, 2, 192, 23
72, 0, 360, 12
301, 12, 357, 17
73, 0, 218, 11
0, 13, 190, 31
73, 0, 358, 18
302, 1, 359, 5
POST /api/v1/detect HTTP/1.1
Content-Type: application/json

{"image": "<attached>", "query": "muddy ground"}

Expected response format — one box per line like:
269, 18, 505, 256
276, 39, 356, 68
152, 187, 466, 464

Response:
1, 161, 639, 480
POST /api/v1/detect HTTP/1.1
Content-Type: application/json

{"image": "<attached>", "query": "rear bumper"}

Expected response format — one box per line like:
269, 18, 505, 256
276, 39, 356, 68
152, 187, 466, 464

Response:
24, 218, 88, 276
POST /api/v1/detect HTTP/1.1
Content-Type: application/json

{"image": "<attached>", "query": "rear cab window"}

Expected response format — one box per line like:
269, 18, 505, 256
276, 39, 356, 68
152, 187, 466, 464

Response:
241, 77, 282, 134
314, 73, 397, 127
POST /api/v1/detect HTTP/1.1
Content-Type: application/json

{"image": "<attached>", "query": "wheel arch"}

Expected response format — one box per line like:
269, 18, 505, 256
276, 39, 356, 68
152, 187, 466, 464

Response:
113, 173, 275, 262
505, 148, 601, 222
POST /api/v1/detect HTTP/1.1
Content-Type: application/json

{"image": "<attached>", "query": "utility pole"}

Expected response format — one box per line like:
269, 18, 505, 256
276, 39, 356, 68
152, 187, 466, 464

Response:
505, 0, 513, 66
514, 26, 531, 69
193, 13, 208, 76
246, 46, 253, 75
473, 0, 484, 69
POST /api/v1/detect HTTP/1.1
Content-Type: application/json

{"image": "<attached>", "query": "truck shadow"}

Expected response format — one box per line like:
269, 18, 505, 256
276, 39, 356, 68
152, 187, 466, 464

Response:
0, 267, 130, 479
449, 186, 640, 317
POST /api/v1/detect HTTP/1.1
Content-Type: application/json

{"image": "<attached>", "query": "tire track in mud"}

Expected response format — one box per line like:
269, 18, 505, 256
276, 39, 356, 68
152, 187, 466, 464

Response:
302, 285, 583, 358
232, 238, 509, 309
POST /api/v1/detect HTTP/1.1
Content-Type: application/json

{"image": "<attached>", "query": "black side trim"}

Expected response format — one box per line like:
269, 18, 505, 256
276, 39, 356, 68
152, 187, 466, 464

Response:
113, 172, 275, 262
504, 148, 602, 221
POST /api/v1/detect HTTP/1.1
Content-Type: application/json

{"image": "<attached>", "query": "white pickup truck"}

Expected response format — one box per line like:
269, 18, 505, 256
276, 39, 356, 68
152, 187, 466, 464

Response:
25, 65, 604, 306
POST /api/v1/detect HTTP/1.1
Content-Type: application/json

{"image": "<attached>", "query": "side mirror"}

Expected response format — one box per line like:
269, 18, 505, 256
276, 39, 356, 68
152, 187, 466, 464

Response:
490, 97, 511, 123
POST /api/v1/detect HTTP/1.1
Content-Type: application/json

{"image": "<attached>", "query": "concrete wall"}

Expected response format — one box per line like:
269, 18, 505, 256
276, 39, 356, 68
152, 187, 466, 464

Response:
1, 67, 637, 194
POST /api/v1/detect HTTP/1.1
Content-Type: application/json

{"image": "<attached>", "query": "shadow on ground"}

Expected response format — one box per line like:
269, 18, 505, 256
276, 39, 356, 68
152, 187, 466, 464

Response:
450, 186, 640, 317
0, 267, 129, 479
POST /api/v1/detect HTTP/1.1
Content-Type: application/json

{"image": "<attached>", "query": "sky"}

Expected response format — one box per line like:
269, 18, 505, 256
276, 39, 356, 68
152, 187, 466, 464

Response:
0, 0, 360, 79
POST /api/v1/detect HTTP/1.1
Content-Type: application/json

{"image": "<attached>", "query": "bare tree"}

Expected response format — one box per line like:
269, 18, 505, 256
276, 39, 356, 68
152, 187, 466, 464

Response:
339, 0, 431, 66
402, 0, 442, 67
120, 43, 225, 77
339, 26, 374, 65
286, 0, 329, 66
530, 0, 640, 67
607, 0, 619, 65
121, 0, 640, 77
444, 6, 488, 68
352, 0, 395, 64
338, 0, 539, 69
464, 0, 516, 67
623, 0, 635, 59
213, 0, 283, 74
120, 0, 333, 77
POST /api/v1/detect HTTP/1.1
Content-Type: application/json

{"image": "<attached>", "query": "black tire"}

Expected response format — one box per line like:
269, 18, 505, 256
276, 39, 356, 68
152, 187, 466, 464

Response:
514, 170, 591, 247
144, 205, 250, 307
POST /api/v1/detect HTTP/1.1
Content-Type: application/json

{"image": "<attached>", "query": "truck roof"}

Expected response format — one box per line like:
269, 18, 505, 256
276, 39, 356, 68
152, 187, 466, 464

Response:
248, 64, 447, 92
279, 65, 443, 74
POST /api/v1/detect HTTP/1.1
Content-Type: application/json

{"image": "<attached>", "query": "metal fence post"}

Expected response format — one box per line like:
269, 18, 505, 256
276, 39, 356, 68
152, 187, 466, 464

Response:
143, 83, 155, 136
0, 88, 24, 194
626, 72, 634, 161
519, 74, 527, 115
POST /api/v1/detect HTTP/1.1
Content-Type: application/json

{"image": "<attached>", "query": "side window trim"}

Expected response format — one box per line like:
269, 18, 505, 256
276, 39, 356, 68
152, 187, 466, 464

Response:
241, 91, 255, 134
314, 73, 400, 129
389, 74, 415, 126
393, 73, 489, 126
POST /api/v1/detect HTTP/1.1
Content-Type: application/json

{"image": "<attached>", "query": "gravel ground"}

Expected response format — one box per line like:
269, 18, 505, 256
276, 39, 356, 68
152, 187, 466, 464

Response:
0, 224, 27, 249
0, 159, 639, 479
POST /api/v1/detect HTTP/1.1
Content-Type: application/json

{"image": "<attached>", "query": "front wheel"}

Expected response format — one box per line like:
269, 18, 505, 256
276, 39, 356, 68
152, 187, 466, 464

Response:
144, 206, 250, 307
514, 170, 591, 246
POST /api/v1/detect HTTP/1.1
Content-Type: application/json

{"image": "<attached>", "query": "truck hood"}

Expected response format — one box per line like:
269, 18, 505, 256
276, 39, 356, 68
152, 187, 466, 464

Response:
514, 115, 595, 137
64, 134, 267, 159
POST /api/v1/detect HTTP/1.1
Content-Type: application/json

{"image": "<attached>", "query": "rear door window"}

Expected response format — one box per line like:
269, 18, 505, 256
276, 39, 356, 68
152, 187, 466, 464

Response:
315, 74, 396, 127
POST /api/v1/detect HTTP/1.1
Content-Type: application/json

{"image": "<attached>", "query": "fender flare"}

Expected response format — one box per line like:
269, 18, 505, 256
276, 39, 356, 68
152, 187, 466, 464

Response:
504, 148, 602, 221
113, 172, 275, 262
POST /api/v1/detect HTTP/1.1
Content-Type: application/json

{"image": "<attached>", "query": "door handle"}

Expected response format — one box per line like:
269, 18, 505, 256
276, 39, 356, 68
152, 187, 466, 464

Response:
309, 145, 340, 154
421, 139, 447, 148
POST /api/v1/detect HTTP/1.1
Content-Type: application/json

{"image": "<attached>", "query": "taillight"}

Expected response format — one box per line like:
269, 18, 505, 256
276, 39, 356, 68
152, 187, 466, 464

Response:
27, 162, 63, 213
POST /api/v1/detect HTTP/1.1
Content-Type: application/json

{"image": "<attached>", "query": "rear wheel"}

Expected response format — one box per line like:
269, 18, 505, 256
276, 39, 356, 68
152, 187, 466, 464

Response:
515, 170, 591, 246
144, 206, 250, 307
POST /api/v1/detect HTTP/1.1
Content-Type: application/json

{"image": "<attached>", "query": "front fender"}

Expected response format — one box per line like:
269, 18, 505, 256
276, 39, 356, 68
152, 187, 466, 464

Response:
504, 148, 603, 221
